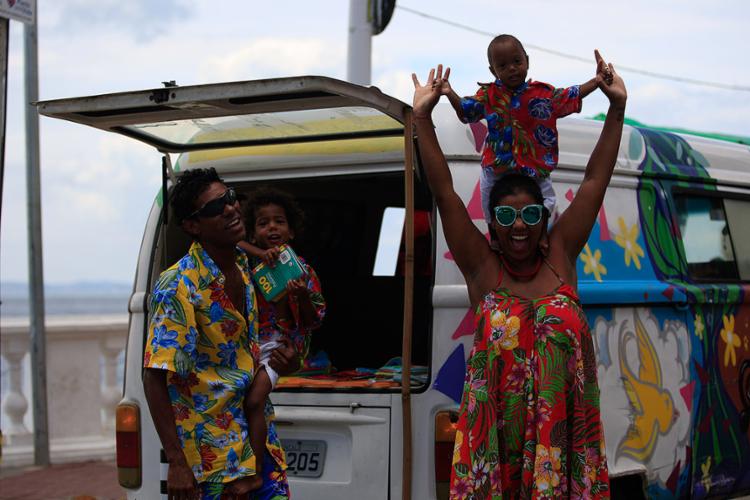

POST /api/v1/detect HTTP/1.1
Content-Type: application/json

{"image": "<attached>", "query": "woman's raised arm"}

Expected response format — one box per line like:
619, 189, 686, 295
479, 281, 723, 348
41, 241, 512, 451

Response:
554, 51, 627, 263
412, 66, 493, 282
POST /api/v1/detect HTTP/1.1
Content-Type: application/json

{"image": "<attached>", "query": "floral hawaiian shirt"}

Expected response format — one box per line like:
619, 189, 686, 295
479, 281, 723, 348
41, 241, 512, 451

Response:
144, 241, 286, 486
461, 80, 582, 178
254, 256, 326, 361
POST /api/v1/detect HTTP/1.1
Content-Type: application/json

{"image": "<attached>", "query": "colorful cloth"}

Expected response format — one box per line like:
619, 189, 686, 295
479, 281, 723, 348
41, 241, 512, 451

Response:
450, 271, 609, 499
144, 241, 286, 487
461, 80, 582, 178
254, 255, 326, 361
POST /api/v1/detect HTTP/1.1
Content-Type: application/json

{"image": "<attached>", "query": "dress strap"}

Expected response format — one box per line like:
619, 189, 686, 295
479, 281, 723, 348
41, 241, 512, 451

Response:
543, 258, 565, 285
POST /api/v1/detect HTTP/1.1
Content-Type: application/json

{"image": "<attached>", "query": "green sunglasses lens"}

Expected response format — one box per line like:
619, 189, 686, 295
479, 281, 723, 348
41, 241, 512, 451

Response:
495, 206, 517, 226
494, 204, 544, 226
521, 205, 543, 225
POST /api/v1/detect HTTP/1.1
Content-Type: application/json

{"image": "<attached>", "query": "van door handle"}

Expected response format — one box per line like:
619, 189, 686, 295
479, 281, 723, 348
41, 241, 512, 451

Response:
673, 301, 689, 311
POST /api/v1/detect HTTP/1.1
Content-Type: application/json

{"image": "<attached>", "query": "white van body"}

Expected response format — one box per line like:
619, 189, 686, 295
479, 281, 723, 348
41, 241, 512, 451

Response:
38, 77, 750, 499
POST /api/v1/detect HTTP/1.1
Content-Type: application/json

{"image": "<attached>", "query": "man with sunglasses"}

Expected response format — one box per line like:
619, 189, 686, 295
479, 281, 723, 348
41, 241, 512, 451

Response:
143, 168, 293, 500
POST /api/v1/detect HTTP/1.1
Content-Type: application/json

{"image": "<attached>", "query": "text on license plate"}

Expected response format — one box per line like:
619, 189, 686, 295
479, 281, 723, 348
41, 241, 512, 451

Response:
281, 439, 326, 478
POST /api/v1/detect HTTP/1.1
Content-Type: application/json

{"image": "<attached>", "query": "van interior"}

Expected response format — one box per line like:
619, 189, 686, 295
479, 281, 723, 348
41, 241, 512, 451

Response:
153, 170, 435, 392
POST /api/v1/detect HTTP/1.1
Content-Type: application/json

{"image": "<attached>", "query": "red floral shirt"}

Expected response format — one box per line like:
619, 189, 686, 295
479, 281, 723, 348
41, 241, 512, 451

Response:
461, 80, 582, 178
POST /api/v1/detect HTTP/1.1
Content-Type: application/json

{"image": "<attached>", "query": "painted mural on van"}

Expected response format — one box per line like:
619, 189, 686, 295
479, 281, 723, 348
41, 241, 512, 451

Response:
436, 124, 750, 499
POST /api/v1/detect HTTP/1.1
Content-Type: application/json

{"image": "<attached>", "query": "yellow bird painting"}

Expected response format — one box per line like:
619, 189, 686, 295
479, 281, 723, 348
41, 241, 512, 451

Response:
617, 313, 678, 462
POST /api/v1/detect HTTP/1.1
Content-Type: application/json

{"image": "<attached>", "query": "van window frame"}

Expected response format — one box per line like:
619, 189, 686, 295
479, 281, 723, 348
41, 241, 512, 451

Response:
671, 186, 750, 284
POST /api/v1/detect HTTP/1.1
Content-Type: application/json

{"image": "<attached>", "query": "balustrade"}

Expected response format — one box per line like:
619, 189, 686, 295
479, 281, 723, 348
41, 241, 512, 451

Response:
0, 315, 128, 466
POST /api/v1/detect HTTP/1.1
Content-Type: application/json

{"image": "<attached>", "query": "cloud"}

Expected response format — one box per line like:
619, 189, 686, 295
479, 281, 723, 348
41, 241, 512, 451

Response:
49, 0, 193, 42
202, 37, 345, 82
374, 69, 414, 104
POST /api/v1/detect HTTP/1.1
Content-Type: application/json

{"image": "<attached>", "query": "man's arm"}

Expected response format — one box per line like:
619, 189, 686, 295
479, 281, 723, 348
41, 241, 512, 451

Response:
143, 368, 198, 499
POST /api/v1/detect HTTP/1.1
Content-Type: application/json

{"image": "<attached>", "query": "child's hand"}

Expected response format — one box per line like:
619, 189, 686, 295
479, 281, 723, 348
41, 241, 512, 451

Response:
594, 50, 626, 107
285, 277, 310, 301
261, 247, 280, 267
437, 67, 454, 96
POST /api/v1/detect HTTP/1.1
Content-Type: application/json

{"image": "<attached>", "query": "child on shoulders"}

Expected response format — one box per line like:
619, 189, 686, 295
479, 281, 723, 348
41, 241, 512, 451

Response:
440, 34, 609, 225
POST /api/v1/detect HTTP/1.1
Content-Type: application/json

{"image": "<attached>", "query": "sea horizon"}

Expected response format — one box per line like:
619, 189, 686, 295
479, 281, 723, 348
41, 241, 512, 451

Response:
1, 281, 132, 318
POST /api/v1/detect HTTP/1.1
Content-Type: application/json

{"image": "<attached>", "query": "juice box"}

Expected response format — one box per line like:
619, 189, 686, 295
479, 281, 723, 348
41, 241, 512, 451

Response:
251, 244, 305, 302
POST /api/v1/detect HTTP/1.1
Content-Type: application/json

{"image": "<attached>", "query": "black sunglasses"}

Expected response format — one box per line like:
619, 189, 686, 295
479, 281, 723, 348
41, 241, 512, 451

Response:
188, 188, 238, 219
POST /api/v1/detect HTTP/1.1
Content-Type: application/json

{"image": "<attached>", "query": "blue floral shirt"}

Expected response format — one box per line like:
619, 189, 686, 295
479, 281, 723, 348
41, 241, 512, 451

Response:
144, 241, 286, 485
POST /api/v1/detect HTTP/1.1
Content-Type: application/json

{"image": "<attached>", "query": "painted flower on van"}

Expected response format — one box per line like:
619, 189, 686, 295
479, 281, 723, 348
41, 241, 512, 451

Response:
721, 314, 739, 367
614, 217, 644, 270
580, 244, 607, 282
694, 312, 705, 341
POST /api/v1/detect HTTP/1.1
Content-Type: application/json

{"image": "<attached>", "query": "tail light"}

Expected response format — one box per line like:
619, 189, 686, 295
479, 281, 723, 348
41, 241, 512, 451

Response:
116, 402, 141, 489
435, 410, 459, 500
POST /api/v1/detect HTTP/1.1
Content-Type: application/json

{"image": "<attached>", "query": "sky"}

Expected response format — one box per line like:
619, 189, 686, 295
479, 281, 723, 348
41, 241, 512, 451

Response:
2, 0, 749, 286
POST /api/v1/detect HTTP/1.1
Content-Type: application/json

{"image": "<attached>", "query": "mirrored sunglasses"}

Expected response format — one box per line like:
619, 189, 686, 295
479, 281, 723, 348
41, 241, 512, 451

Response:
493, 204, 544, 227
189, 188, 237, 219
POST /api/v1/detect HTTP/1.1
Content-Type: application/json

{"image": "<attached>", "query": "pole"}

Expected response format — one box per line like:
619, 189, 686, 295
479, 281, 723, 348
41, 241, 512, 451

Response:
24, 15, 49, 466
346, 0, 372, 85
400, 109, 414, 500
1, 18, 8, 223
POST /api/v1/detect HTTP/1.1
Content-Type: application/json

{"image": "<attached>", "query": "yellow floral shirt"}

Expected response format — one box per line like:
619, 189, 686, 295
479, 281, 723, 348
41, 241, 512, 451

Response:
144, 241, 286, 485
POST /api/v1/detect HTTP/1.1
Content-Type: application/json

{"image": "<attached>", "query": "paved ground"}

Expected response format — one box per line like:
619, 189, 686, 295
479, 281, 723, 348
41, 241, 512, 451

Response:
0, 461, 124, 500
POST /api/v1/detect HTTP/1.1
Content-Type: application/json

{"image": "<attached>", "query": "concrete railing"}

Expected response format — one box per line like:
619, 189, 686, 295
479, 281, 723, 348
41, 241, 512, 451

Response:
0, 315, 128, 466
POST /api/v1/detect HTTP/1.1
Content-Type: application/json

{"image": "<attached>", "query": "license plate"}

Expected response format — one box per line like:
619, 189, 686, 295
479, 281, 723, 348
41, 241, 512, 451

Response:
281, 439, 326, 478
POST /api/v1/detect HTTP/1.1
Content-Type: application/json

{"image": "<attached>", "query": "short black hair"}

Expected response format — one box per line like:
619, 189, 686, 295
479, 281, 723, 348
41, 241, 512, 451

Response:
245, 187, 304, 239
170, 167, 223, 224
488, 173, 546, 213
487, 34, 527, 65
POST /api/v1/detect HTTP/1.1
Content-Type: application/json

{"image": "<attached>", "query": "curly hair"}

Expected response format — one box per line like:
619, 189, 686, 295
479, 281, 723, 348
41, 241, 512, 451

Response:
486, 34, 527, 66
170, 167, 224, 224
245, 187, 305, 239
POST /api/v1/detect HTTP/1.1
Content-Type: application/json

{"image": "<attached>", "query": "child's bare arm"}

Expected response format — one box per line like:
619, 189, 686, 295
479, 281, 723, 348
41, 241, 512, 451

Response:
438, 67, 466, 121
579, 77, 598, 99
237, 240, 280, 267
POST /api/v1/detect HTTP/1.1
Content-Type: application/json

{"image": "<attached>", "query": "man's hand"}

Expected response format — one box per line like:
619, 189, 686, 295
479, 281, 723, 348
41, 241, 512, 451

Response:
167, 457, 199, 500
268, 337, 301, 376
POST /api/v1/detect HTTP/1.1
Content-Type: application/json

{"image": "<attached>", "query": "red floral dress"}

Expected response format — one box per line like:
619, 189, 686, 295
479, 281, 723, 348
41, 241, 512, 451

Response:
450, 265, 609, 499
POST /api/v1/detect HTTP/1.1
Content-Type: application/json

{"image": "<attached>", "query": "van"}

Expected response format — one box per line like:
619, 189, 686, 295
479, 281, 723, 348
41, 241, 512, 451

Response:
38, 76, 750, 499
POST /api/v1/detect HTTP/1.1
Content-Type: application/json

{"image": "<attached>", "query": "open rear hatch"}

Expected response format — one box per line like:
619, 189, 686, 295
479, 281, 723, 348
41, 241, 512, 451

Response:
38, 77, 419, 499
36, 76, 408, 153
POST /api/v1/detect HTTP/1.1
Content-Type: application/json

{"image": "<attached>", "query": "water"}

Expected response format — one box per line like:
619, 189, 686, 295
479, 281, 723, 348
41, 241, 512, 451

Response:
1, 293, 130, 317
0, 283, 131, 318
